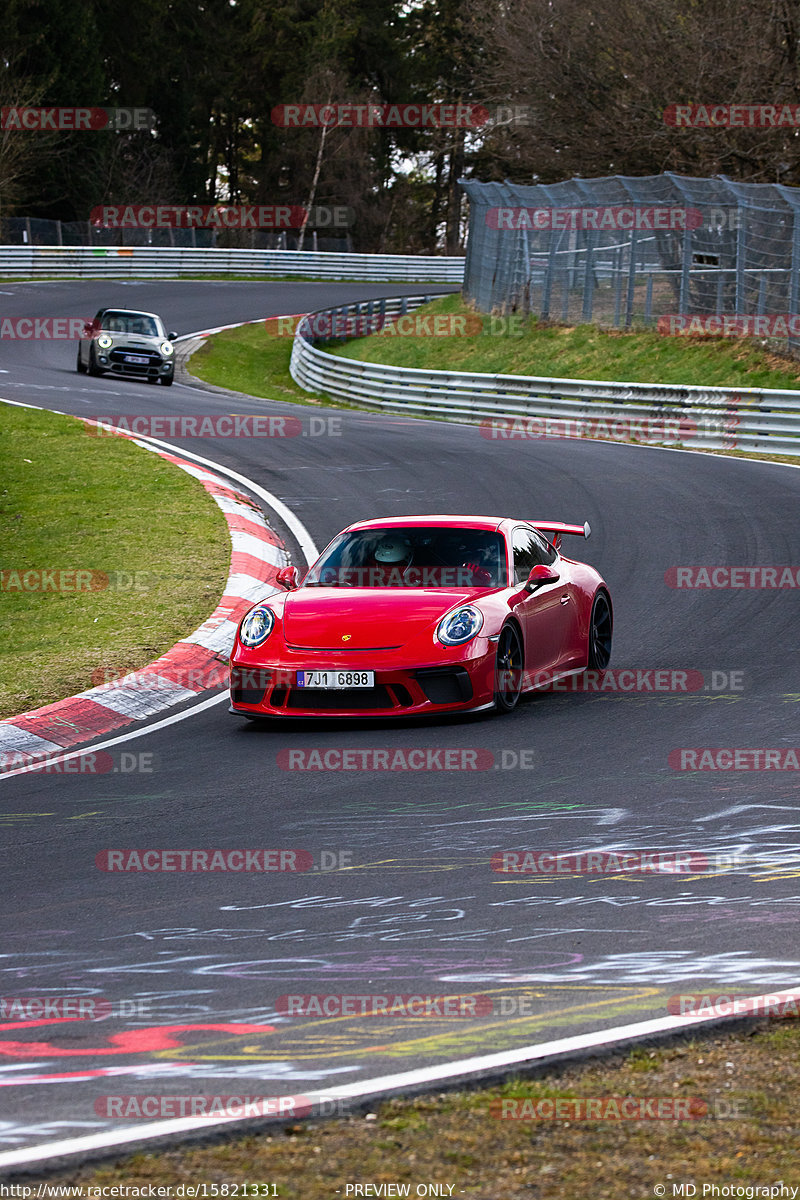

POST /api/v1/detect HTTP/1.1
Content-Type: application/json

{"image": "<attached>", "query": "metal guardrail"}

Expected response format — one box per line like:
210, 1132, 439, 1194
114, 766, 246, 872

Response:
290, 294, 800, 456
0, 245, 465, 281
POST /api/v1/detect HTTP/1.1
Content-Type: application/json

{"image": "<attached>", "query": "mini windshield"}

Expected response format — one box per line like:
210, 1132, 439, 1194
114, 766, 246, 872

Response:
304, 527, 507, 588
100, 311, 161, 337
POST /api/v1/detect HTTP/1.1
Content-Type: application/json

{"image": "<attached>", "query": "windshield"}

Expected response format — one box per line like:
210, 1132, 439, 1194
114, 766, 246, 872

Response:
304, 527, 507, 588
99, 311, 162, 337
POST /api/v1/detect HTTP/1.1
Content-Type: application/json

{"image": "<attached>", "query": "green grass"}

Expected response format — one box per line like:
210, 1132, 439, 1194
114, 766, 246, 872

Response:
190, 294, 800, 402
329, 294, 800, 390
188, 297, 800, 467
189, 319, 333, 406
0, 404, 230, 718
29, 1017, 800, 1196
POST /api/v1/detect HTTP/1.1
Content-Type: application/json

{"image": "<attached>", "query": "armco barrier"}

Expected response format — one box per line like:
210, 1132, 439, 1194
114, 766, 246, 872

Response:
289, 295, 800, 456
0, 245, 465, 282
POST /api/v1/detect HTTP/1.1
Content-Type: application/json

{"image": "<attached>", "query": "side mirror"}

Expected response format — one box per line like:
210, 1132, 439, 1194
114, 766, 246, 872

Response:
526, 563, 560, 590
276, 565, 300, 590
168, 331, 178, 341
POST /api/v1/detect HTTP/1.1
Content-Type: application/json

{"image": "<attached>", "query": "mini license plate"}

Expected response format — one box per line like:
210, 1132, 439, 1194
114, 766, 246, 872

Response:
297, 670, 374, 689
124, 354, 150, 364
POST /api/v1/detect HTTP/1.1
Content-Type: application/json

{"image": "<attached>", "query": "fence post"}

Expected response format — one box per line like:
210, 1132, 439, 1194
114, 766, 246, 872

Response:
581, 232, 595, 322
542, 232, 558, 319
679, 226, 692, 314
613, 246, 623, 327
735, 217, 746, 315
624, 228, 638, 328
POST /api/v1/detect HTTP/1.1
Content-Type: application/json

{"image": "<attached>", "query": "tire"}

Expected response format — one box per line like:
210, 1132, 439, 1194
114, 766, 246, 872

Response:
159, 373, 173, 387
587, 590, 613, 669
76, 346, 86, 374
87, 345, 102, 377
493, 622, 524, 713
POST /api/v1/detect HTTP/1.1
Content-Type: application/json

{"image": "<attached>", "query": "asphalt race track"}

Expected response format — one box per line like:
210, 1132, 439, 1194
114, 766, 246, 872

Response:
1, 280, 800, 1170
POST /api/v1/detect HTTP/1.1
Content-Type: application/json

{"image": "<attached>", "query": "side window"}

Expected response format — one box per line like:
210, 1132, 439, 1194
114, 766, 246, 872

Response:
530, 528, 557, 565
512, 528, 538, 584
512, 527, 556, 584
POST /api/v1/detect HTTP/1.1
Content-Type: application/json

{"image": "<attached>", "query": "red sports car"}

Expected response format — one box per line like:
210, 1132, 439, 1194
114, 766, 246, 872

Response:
229, 515, 612, 719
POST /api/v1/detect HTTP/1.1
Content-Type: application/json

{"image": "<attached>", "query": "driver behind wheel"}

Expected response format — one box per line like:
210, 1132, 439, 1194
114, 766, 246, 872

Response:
459, 558, 493, 586
367, 533, 413, 586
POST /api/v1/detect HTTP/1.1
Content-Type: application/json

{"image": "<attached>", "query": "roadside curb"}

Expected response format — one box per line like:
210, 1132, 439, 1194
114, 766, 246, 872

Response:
0, 428, 286, 766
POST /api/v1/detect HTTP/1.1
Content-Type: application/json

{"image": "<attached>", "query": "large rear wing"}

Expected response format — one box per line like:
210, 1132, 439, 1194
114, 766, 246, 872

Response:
531, 520, 591, 551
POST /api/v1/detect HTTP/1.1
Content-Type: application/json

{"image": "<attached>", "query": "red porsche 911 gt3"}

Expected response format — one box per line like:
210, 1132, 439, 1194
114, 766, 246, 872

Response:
229, 514, 612, 719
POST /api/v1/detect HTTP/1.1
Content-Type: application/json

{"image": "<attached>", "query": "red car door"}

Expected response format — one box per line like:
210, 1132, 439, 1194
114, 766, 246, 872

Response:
509, 526, 578, 681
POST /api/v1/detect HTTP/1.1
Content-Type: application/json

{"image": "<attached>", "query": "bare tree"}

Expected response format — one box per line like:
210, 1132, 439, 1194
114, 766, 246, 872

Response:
464, 0, 800, 185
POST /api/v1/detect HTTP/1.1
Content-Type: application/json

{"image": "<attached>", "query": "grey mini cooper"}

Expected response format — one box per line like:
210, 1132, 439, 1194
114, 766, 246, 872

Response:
76, 308, 178, 386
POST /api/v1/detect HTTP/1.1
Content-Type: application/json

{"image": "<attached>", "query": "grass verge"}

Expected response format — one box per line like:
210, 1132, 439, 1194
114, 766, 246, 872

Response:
189, 321, 333, 406
330, 294, 800, 390
0, 404, 230, 718
27, 1018, 800, 1196
189, 297, 800, 467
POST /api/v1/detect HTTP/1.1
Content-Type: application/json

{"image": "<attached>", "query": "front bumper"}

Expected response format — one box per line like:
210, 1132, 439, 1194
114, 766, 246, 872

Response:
229, 649, 497, 718
97, 347, 173, 379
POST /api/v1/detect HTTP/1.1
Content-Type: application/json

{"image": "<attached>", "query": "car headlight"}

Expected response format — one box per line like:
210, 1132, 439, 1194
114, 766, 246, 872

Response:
436, 605, 484, 646
160, 341, 174, 356
97, 334, 112, 349
239, 605, 275, 647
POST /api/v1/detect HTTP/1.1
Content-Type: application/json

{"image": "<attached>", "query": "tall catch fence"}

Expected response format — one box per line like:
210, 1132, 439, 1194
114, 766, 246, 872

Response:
460, 173, 800, 335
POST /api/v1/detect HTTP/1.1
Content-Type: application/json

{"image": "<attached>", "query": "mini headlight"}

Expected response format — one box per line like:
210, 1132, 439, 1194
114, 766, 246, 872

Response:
239, 605, 275, 647
436, 605, 484, 646
160, 341, 174, 356
97, 334, 113, 349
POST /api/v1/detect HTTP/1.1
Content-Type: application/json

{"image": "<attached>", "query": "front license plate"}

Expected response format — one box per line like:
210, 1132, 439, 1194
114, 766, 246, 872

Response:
124, 354, 150, 364
297, 670, 374, 689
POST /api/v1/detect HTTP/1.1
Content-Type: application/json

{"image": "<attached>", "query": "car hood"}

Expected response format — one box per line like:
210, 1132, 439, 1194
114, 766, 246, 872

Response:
282, 587, 478, 649
101, 334, 163, 346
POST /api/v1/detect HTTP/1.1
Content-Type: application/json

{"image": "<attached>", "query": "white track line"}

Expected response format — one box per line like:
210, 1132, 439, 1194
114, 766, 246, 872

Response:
0, 997, 793, 1170
3, 333, 799, 1172
0, 395, 318, 783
